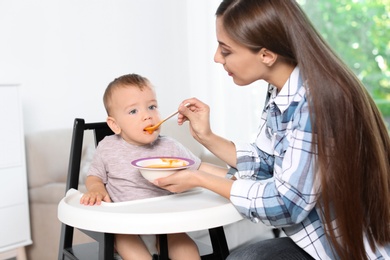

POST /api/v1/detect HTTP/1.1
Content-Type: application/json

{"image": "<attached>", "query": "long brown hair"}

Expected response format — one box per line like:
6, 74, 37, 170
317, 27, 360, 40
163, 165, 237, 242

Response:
216, 0, 390, 259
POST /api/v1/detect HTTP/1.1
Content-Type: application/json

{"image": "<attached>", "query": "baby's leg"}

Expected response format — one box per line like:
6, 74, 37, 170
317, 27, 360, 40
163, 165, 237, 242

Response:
115, 234, 151, 260
140, 235, 158, 255
167, 233, 200, 260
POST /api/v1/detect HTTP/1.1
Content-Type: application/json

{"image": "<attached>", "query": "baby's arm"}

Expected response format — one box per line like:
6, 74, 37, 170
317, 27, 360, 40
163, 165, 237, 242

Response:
198, 162, 229, 178
80, 176, 111, 205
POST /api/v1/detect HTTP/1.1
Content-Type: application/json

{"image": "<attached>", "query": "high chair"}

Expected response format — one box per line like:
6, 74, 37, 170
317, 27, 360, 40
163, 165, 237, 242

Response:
58, 118, 236, 260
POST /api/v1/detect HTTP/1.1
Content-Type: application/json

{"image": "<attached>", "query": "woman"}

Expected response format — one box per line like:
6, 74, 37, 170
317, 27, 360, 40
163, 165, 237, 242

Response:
154, 0, 390, 259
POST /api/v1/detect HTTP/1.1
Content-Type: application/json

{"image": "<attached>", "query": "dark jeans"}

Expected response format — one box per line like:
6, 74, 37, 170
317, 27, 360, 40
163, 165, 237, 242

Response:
227, 237, 314, 260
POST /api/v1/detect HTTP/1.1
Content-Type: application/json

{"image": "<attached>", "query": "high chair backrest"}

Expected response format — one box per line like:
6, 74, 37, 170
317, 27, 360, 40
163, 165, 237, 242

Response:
65, 118, 114, 191
59, 118, 115, 260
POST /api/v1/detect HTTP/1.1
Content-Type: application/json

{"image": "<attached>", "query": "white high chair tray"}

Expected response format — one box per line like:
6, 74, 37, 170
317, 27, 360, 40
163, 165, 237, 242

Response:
58, 188, 243, 234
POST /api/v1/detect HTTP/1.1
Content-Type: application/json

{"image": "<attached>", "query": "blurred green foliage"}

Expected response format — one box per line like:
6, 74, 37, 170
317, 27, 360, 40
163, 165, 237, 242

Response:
298, 0, 390, 116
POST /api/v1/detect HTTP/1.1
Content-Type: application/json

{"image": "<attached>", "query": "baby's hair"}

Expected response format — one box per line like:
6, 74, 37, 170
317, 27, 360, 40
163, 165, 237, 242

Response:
103, 73, 151, 115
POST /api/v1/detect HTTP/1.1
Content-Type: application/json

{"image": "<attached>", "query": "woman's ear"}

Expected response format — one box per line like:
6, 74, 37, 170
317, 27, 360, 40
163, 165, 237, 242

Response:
107, 116, 121, 135
258, 48, 277, 67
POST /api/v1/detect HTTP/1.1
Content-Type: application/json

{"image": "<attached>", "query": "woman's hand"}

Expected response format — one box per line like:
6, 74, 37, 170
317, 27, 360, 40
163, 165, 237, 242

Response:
177, 97, 238, 167
153, 169, 198, 194
154, 168, 234, 199
177, 98, 213, 144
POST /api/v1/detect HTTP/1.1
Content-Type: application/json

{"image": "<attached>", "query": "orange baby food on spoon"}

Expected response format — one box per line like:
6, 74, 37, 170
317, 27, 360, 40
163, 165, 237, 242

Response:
144, 103, 190, 133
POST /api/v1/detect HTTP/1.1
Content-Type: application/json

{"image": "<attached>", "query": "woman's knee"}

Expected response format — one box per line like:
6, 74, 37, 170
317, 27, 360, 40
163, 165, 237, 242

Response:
227, 237, 313, 260
227, 241, 265, 260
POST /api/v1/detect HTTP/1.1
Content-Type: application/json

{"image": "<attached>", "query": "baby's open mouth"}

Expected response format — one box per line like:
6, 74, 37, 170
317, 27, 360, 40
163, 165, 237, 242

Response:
144, 125, 155, 134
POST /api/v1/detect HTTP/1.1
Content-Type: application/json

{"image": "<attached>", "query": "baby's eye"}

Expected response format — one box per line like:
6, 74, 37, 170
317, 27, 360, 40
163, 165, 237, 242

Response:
129, 109, 137, 115
149, 105, 157, 110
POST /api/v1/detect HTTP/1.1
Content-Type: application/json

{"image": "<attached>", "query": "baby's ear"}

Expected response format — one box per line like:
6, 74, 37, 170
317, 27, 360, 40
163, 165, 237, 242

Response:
107, 116, 121, 135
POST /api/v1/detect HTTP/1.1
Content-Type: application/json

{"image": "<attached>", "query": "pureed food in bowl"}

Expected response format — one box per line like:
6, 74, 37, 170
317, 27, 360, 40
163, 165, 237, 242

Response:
131, 157, 194, 182
145, 158, 187, 168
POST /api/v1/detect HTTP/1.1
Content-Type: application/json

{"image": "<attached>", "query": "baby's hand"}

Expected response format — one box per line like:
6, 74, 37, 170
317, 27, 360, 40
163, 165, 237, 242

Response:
80, 191, 111, 206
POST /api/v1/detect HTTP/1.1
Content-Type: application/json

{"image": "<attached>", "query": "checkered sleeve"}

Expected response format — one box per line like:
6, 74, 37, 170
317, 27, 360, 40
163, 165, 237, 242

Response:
230, 88, 319, 227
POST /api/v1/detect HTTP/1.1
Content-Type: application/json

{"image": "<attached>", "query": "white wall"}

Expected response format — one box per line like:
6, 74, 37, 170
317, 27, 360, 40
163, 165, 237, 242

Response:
1, 0, 266, 143
0, 0, 191, 134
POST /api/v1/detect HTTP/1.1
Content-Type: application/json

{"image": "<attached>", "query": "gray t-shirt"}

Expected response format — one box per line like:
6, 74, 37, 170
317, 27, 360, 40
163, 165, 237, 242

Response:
87, 134, 201, 202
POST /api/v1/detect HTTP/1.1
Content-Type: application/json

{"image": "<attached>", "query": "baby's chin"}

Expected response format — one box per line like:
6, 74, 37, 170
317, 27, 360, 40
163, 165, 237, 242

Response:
141, 132, 160, 144
122, 132, 160, 146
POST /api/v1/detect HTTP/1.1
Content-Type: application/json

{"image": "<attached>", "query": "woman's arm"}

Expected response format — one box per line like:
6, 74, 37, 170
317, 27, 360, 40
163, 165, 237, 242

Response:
198, 162, 229, 177
198, 132, 238, 168
154, 169, 234, 199
177, 98, 237, 167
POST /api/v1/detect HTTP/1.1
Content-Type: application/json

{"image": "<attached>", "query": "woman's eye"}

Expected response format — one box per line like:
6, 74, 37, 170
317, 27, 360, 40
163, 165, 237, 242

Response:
221, 49, 231, 57
129, 109, 137, 115
149, 105, 157, 110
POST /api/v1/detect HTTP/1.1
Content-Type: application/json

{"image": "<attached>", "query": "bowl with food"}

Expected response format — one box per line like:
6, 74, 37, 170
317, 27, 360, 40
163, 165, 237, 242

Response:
131, 156, 194, 182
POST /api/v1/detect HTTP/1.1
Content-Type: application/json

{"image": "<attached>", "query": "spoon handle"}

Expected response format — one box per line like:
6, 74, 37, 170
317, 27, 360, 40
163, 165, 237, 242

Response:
160, 103, 190, 123
160, 110, 180, 123
145, 103, 191, 132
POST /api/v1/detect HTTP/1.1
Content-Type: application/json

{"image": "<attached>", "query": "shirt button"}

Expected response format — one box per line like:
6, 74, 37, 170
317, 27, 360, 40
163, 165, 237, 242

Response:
251, 217, 260, 224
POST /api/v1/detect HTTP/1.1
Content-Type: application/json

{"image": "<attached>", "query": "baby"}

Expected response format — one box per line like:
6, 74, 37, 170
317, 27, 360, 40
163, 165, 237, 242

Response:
80, 73, 226, 260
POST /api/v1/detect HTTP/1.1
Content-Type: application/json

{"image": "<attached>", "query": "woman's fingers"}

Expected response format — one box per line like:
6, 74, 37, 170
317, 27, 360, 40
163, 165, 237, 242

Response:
153, 170, 195, 193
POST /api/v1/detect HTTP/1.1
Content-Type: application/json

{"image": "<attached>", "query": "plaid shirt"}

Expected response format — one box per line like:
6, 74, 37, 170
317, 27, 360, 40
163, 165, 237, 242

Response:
229, 67, 390, 259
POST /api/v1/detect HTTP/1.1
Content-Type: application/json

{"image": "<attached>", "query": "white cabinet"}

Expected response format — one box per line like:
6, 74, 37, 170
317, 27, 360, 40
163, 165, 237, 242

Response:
0, 85, 32, 253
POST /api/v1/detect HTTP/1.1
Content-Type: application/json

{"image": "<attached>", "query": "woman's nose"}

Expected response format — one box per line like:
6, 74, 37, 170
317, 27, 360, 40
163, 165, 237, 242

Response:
214, 47, 224, 64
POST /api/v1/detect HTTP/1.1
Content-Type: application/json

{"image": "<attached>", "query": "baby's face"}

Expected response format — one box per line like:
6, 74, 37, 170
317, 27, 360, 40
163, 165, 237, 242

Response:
109, 85, 161, 145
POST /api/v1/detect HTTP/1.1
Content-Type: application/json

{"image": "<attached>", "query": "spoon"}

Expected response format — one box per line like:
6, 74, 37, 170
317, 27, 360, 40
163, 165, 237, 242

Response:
144, 103, 190, 133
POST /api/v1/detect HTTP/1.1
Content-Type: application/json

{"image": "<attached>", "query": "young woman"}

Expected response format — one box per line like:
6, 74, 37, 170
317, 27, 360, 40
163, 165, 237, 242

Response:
154, 0, 390, 259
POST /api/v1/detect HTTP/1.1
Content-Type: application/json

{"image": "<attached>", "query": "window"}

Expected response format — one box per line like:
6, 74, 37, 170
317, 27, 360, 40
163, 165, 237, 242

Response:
298, 0, 390, 126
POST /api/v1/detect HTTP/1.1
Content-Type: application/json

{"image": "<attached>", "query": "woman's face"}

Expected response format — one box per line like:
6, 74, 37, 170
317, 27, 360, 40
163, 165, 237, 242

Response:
214, 17, 265, 86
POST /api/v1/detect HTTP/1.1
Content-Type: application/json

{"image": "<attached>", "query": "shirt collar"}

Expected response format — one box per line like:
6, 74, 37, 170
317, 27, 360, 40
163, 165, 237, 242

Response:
268, 66, 302, 113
